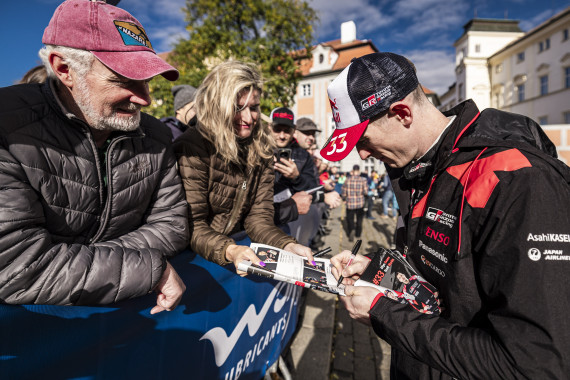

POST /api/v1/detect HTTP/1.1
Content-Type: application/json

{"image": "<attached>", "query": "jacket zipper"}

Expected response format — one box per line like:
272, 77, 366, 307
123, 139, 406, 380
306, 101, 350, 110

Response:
222, 179, 248, 236
90, 135, 131, 243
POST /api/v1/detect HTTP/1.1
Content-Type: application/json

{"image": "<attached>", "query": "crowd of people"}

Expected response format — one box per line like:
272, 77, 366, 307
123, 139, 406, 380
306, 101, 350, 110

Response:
1, 0, 568, 379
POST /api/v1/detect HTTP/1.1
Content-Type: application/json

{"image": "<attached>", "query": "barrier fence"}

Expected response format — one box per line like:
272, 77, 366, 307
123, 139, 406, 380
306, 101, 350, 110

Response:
0, 237, 301, 379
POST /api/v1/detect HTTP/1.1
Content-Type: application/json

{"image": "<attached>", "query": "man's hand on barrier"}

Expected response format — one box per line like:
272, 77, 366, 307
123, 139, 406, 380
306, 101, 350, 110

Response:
284, 242, 316, 265
324, 191, 342, 208
151, 261, 186, 315
291, 191, 311, 215
226, 244, 265, 276
274, 158, 300, 180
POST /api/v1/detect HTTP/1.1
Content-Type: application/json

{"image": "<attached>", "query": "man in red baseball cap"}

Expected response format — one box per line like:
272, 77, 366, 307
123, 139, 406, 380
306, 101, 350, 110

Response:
328, 52, 570, 379
0, 0, 189, 314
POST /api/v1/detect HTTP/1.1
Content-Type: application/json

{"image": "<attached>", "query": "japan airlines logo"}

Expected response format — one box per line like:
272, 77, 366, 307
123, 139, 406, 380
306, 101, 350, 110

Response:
528, 248, 541, 261
200, 282, 296, 366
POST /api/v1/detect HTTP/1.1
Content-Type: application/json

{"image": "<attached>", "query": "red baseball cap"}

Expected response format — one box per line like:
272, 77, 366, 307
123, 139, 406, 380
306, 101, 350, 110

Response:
42, 0, 179, 81
320, 53, 419, 161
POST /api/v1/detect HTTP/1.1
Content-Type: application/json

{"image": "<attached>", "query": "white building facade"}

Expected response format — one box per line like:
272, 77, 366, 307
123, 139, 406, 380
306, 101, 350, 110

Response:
292, 22, 382, 174
442, 7, 570, 163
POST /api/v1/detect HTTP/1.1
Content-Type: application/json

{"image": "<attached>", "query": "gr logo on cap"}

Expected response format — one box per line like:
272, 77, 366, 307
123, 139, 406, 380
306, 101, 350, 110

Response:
320, 52, 419, 161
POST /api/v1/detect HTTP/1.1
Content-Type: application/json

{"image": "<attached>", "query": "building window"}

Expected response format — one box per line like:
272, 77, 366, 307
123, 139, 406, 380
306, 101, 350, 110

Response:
564, 111, 570, 124
517, 51, 525, 63
495, 63, 503, 73
540, 75, 548, 96
538, 116, 548, 125
475, 44, 480, 53
564, 29, 569, 41
566, 67, 570, 88
319, 54, 324, 64
301, 83, 312, 97
517, 84, 525, 102
539, 38, 551, 52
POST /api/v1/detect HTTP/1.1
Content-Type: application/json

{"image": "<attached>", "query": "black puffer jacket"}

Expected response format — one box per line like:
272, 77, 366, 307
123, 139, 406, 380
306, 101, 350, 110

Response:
374, 100, 570, 379
0, 82, 189, 305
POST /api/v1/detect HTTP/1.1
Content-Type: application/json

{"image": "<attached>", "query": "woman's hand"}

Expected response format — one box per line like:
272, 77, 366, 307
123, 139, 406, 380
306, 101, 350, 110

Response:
225, 244, 266, 276
284, 243, 316, 265
330, 251, 371, 285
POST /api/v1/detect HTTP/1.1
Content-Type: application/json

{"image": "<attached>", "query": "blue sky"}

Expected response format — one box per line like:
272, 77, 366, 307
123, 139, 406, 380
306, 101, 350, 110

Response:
0, 0, 568, 94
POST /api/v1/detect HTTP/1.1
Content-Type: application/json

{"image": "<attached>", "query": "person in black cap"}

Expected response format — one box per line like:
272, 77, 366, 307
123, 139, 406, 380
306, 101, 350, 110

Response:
270, 107, 341, 245
270, 107, 318, 192
161, 84, 197, 141
328, 52, 570, 379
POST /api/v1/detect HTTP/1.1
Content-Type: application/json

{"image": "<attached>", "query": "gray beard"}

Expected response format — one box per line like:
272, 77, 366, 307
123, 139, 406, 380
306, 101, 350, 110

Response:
75, 79, 141, 132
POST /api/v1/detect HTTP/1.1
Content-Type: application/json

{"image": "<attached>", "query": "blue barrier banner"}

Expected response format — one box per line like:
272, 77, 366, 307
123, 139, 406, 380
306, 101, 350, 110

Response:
0, 247, 301, 379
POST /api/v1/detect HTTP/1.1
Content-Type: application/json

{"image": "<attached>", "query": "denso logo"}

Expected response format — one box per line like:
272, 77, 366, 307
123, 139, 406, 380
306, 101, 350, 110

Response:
425, 226, 450, 246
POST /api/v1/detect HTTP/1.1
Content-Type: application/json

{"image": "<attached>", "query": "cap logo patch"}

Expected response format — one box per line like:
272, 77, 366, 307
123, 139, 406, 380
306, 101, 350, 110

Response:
330, 98, 340, 123
360, 86, 392, 111
114, 21, 153, 49
272, 112, 293, 120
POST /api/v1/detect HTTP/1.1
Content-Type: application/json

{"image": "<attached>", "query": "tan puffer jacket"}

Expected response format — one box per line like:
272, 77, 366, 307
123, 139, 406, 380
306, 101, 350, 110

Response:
174, 124, 296, 265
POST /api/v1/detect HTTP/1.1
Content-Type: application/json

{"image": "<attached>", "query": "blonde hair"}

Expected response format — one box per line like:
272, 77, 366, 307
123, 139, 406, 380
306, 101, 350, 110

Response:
195, 61, 274, 171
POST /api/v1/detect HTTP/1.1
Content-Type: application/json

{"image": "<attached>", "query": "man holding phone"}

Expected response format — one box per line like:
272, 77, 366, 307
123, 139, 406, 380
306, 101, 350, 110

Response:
270, 107, 319, 193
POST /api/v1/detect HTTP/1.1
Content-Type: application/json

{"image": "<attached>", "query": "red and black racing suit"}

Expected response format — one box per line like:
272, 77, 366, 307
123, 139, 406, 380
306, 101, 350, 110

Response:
369, 100, 570, 379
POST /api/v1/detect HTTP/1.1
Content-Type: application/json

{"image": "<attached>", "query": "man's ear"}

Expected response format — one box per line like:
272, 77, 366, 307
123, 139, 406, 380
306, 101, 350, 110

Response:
49, 52, 73, 88
389, 102, 412, 126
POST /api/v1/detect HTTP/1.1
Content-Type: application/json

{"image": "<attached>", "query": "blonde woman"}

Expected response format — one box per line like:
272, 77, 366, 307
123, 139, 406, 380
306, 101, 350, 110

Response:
173, 61, 315, 274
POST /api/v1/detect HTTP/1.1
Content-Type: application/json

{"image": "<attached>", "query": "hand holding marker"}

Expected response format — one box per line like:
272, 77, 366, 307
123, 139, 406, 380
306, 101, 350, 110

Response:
337, 240, 362, 287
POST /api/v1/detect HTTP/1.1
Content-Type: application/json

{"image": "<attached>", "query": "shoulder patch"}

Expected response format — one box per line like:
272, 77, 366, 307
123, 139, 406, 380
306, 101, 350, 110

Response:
446, 149, 531, 208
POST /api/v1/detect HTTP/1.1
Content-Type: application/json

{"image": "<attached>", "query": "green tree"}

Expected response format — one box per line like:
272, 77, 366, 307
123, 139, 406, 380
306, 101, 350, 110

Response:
147, 0, 317, 118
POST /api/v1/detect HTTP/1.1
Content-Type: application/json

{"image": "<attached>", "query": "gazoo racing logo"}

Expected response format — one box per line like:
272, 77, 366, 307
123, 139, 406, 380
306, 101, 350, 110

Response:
360, 86, 392, 111
425, 208, 457, 228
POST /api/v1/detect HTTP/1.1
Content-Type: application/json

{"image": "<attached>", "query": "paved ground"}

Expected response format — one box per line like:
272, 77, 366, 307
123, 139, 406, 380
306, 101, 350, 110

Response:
285, 201, 398, 379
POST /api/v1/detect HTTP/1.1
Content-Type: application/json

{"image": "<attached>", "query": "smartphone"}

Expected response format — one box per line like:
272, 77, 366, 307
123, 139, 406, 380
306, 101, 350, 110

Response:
276, 148, 292, 162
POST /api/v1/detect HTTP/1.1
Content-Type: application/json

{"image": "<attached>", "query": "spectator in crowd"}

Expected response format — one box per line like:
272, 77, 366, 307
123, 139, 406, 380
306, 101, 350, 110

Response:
366, 176, 379, 220
173, 61, 316, 273
325, 52, 570, 379
18, 65, 48, 84
270, 107, 340, 246
381, 174, 398, 219
312, 151, 335, 192
336, 172, 347, 193
294, 117, 320, 150
0, 0, 189, 314
271, 107, 319, 195
161, 84, 197, 141
341, 165, 368, 242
